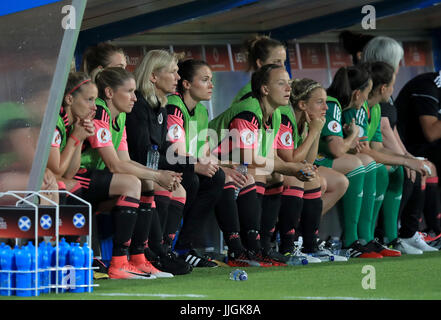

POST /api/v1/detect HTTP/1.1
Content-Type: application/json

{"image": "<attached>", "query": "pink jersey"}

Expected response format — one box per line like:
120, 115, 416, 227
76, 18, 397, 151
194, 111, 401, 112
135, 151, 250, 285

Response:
51, 128, 62, 148
276, 118, 294, 150
166, 106, 186, 144
88, 110, 127, 151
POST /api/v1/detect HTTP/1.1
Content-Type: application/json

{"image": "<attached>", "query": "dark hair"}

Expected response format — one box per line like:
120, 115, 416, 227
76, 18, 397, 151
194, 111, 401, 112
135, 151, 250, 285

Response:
364, 61, 394, 93
243, 35, 285, 71
327, 64, 371, 108
176, 59, 211, 94
63, 72, 92, 106
339, 30, 374, 65
91, 67, 134, 100
290, 78, 324, 109
82, 42, 125, 75
251, 63, 284, 101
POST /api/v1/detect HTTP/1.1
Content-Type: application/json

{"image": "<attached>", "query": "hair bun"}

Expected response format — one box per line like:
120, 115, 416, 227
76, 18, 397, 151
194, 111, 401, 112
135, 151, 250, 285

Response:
90, 66, 104, 83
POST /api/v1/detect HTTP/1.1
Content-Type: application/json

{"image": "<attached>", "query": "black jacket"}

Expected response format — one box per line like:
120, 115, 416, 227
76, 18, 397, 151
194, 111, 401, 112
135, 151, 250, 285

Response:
125, 90, 194, 173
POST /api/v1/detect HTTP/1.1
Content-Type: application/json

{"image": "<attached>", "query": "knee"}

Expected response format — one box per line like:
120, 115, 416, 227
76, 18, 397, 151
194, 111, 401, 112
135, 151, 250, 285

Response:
212, 167, 226, 188
42, 168, 58, 190
340, 174, 349, 192
333, 174, 349, 199
330, 169, 349, 191
268, 172, 284, 184
122, 175, 142, 199
183, 172, 200, 193
336, 154, 364, 174
246, 173, 256, 187
357, 153, 375, 166
320, 175, 327, 193
346, 155, 364, 172
172, 183, 186, 198
142, 179, 154, 192
305, 172, 321, 190
352, 157, 364, 170
428, 161, 437, 177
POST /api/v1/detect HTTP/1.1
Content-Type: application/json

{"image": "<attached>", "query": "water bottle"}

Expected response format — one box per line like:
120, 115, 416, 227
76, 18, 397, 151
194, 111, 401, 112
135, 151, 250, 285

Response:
69, 243, 85, 293
82, 243, 94, 293
146, 144, 160, 170
285, 255, 309, 266
50, 241, 57, 292
45, 242, 55, 292
38, 242, 50, 294
0, 244, 13, 296
44, 242, 53, 293
46, 243, 54, 292
59, 240, 70, 293
326, 238, 343, 255
234, 163, 248, 200
11, 245, 17, 295
229, 269, 248, 281
53, 238, 69, 293
15, 245, 31, 297
25, 242, 39, 296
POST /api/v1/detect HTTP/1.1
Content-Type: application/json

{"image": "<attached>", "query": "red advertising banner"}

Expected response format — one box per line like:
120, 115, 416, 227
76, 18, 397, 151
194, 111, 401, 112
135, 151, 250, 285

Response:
287, 42, 299, 70
403, 41, 430, 67
0, 207, 37, 238
299, 43, 327, 69
57, 205, 90, 236
173, 46, 203, 61
328, 43, 353, 68
205, 45, 231, 71
144, 45, 170, 52
231, 44, 248, 71
0, 205, 90, 238
121, 46, 143, 73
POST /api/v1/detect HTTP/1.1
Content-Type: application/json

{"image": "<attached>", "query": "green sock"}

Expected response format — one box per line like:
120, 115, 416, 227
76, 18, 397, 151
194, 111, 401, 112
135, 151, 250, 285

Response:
358, 161, 377, 244
341, 166, 365, 248
382, 166, 404, 242
371, 164, 388, 239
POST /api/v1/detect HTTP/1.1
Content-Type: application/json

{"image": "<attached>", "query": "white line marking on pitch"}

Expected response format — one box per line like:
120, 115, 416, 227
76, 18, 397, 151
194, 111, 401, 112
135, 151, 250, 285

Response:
284, 296, 392, 300
94, 293, 207, 298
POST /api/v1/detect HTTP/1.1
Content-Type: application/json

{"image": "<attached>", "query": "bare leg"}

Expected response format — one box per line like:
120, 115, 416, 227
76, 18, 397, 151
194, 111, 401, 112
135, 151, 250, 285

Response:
317, 166, 348, 215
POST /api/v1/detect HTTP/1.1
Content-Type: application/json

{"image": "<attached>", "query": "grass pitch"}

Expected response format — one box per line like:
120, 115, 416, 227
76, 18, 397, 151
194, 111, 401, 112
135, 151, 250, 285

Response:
3, 251, 441, 301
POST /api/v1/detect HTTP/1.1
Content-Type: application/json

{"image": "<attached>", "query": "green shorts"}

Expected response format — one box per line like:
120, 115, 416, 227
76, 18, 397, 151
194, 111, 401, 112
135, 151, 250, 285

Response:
387, 164, 401, 173
314, 153, 334, 168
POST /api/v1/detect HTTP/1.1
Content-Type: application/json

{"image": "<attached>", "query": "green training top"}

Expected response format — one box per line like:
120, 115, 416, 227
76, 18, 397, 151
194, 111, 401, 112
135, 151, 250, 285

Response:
344, 101, 382, 143
208, 95, 281, 158
80, 98, 126, 170
364, 101, 382, 142
167, 94, 209, 158
342, 105, 368, 143
55, 114, 68, 152
277, 105, 303, 148
317, 96, 344, 158
232, 81, 252, 104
